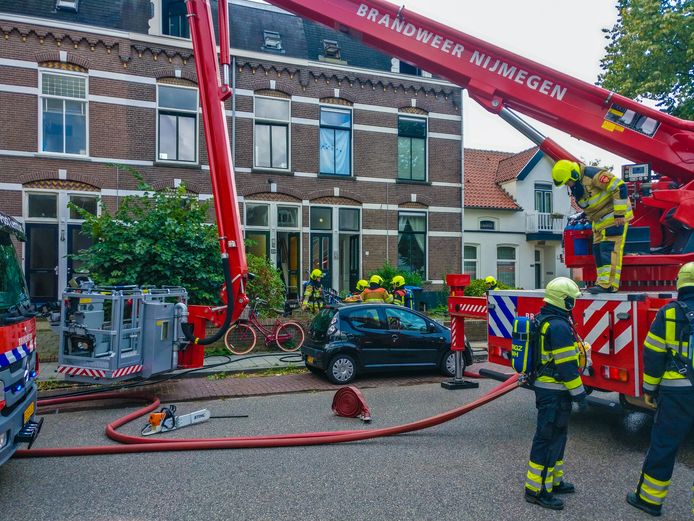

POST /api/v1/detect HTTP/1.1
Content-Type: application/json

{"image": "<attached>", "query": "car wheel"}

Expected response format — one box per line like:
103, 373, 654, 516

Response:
442, 350, 465, 377
327, 354, 357, 384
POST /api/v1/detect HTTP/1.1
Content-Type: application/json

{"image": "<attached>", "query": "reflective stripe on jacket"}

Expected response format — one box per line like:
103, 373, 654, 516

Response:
643, 295, 694, 393
533, 306, 586, 399
302, 282, 324, 312
571, 166, 634, 226
361, 287, 392, 303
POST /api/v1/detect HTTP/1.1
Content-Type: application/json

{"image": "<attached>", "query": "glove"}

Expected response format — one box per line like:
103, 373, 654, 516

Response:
644, 393, 657, 409
574, 398, 588, 413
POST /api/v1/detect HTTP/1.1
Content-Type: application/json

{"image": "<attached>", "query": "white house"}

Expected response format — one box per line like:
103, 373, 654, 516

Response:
463, 147, 571, 289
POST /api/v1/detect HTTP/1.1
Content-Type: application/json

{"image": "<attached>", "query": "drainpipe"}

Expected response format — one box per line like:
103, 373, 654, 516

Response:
231, 56, 236, 163
460, 88, 465, 274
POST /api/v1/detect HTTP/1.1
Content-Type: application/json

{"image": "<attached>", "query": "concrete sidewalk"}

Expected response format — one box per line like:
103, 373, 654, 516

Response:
39, 342, 488, 381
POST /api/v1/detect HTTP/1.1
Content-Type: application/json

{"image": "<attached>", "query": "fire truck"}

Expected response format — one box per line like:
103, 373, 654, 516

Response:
1, 0, 690, 462
0, 212, 41, 464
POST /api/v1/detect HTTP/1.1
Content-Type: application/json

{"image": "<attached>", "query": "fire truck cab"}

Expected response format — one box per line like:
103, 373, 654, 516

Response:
0, 212, 41, 465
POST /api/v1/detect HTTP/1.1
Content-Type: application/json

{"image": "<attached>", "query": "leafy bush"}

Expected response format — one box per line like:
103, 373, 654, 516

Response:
246, 251, 286, 315
72, 172, 224, 304
371, 262, 423, 287
464, 278, 512, 297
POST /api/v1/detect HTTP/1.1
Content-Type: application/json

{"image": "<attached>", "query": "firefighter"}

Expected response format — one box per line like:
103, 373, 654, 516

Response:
390, 275, 408, 307
552, 159, 633, 293
484, 276, 498, 292
627, 261, 694, 517
361, 275, 392, 303
301, 269, 325, 314
343, 279, 368, 303
524, 277, 587, 511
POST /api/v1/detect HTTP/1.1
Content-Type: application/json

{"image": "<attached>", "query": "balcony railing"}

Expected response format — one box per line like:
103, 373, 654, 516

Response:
526, 212, 566, 234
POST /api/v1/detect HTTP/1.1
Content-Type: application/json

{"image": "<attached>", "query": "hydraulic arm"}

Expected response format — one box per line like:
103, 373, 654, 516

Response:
265, 0, 693, 182
184, 0, 248, 342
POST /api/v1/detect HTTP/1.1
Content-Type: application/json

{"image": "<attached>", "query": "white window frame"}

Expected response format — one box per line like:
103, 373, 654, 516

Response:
397, 114, 428, 182
38, 69, 89, 157
253, 95, 291, 172
463, 243, 480, 280
496, 244, 518, 288
319, 104, 353, 177
156, 83, 199, 165
24, 188, 101, 223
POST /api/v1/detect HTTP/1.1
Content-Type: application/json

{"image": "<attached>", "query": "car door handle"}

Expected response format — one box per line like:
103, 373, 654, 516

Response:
391, 334, 399, 342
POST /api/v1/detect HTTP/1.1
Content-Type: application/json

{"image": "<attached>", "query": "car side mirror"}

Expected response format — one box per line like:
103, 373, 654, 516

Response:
427, 322, 437, 333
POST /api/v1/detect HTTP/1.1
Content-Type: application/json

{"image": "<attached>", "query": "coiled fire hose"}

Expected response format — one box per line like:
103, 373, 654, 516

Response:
332, 386, 372, 422
15, 374, 518, 458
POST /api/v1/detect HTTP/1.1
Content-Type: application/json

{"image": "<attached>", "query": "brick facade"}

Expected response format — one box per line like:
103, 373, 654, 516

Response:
0, 2, 463, 302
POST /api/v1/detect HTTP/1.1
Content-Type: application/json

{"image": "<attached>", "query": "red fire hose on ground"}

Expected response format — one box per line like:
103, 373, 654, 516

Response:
15, 374, 518, 458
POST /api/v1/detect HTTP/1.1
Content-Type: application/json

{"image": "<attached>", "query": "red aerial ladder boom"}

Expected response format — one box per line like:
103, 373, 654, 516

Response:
265, 0, 694, 182
185, 0, 694, 345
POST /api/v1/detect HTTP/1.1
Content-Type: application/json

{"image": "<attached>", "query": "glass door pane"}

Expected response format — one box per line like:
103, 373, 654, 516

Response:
311, 233, 331, 289
25, 223, 59, 303
67, 224, 93, 280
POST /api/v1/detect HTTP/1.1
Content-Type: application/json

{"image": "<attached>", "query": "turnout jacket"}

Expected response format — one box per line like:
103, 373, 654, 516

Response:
570, 166, 634, 230
301, 281, 324, 312
360, 287, 392, 303
643, 288, 694, 394
533, 304, 587, 401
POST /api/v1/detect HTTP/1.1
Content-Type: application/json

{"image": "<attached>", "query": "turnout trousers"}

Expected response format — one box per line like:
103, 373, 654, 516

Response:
525, 388, 572, 494
592, 222, 628, 291
635, 390, 694, 513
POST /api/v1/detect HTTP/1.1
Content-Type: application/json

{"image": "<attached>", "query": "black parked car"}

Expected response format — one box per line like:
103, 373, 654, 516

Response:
301, 303, 473, 384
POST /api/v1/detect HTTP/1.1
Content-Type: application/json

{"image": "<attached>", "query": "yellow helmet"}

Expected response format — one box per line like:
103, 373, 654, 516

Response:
552, 160, 581, 187
391, 275, 406, 289
544, 277, 581, 311
356, 279, 368, 291
484, 276, 498, 289
310, 269, 323, 281
677, 262, 694, 290
369, 274, 384, 286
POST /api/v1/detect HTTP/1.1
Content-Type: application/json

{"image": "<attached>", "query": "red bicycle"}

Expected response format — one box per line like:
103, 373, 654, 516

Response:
224, 298, 305, 355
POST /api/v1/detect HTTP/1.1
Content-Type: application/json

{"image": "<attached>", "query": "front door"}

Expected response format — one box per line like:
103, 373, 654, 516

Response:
349, 234, 359, 291
310, 233, 332, 289
534, 249, 542, 289
25, 223, 59, 304
277, 231, 300, 300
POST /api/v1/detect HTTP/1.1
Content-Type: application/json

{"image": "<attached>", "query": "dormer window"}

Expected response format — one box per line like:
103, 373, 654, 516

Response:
56, 0, 79, 11
262, 31, 284, 53
322, 39, 341, 60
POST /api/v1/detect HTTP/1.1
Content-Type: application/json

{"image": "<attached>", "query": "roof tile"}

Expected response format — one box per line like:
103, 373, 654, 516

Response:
464, 149, 520, 210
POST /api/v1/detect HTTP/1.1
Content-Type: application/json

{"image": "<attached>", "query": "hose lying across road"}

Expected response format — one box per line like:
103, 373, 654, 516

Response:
15, 373, 519, 458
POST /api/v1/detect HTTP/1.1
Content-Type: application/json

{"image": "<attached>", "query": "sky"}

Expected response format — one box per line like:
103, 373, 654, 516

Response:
398, 0, 628, 168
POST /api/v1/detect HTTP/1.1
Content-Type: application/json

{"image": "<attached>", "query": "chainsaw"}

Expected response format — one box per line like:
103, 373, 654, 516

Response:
141, 404, 211, 436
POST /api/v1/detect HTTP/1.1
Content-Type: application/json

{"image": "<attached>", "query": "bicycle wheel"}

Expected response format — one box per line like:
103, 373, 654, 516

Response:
275, 321, 305, 352
224, 322, 257, 355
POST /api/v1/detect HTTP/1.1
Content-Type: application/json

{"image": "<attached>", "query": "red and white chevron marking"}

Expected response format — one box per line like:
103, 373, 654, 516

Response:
458, 303, 487, 315
580, 300, 633, 355
57, 365, 107, 378
112, 365, 143, 378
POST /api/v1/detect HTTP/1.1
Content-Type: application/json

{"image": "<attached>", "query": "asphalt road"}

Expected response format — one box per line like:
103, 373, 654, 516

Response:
1, 379, 692, 521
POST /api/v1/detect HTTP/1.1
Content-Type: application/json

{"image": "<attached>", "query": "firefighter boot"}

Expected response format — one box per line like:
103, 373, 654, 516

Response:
626, 492, 662, 517
525, 490, 564, 510
553, 481, 576, 494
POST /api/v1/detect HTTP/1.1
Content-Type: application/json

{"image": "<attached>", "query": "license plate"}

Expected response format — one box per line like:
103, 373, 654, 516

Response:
23, 401, 35, 425
307, 356, 315, 364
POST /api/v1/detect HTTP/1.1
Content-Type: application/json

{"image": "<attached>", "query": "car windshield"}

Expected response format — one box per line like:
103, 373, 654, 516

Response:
309, 307, 338, 340
0, 234, 30, 313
